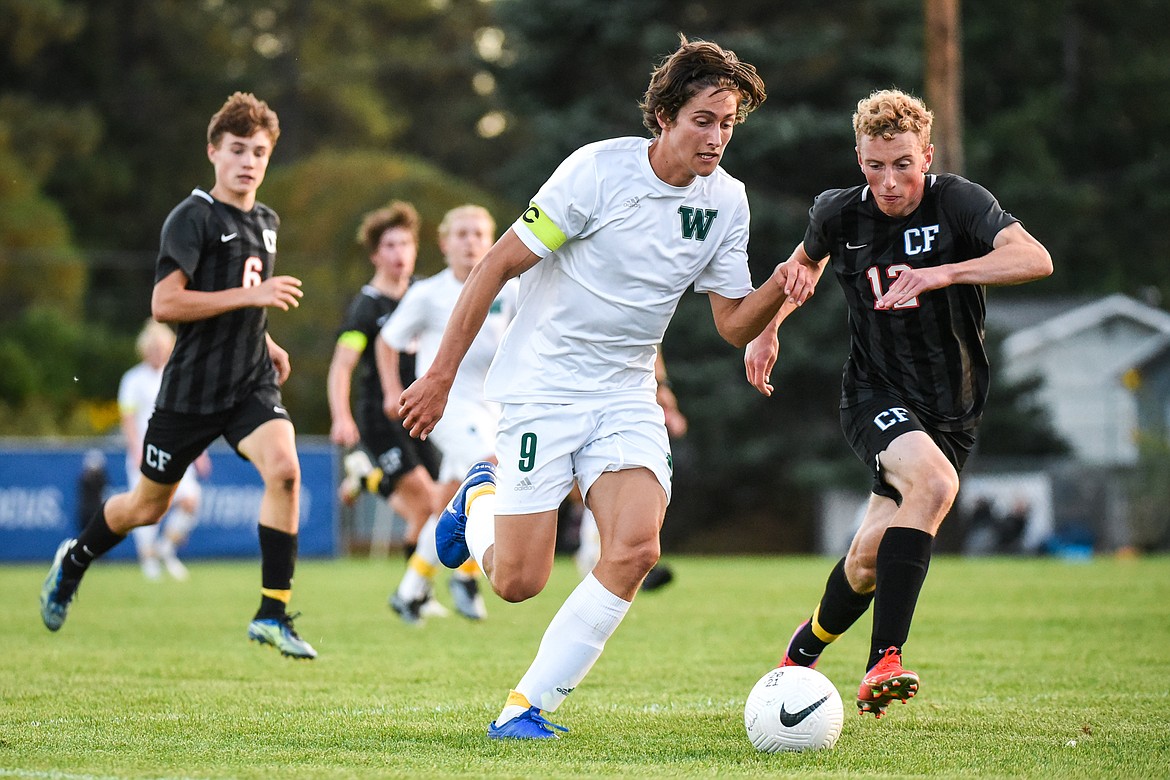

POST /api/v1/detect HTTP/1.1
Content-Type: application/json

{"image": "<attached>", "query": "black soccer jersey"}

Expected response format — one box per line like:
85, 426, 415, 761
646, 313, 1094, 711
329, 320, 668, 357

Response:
803, 173, 1019, 431
154, 188, 281, 414
337, 285, 418, 424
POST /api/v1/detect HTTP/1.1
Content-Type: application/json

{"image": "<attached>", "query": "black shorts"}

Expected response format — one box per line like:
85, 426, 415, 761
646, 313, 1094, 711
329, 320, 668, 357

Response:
141, 388, 291, 484
358, 410, 441, 498
840, 394, 976, 503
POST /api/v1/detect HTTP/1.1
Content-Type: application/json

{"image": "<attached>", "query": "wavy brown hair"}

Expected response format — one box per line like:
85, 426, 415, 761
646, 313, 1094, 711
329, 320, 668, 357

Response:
640, 35, 767, 137
356, 201, 420, 254
207, 92, 280, 147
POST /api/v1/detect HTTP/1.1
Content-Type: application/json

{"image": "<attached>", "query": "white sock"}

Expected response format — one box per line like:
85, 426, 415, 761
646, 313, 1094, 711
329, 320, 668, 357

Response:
396, 516, 439, 602
415, 515, 440, 567
498, 573, 631, 723
465, 491, 496, 568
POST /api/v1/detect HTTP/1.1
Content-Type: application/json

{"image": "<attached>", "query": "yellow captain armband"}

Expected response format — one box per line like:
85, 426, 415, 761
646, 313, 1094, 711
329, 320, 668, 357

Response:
337, 330, 367, 352
519, 201, 566, 252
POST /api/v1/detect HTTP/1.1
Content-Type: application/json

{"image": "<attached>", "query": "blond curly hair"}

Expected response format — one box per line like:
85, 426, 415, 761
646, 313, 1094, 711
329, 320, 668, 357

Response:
853, 89, 933, 148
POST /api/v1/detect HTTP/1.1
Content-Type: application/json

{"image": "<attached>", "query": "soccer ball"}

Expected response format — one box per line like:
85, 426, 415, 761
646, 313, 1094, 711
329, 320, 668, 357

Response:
744, 666, 844, 752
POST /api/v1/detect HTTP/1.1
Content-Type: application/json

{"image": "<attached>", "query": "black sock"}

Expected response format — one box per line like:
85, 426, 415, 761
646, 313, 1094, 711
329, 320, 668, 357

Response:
403, 543, 417, 562
256, 525, 297, 620
60, 502, 126, 587
869, 526, 933, 670
787, 557, 873, 665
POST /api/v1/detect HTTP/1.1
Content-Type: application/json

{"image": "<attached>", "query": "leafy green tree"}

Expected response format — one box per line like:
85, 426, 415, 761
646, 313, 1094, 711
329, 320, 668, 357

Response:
260, 149, 512, 434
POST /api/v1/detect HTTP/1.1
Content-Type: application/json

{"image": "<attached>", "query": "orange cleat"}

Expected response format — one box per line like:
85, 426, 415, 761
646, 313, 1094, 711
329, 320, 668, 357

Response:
857, 647, 919, 718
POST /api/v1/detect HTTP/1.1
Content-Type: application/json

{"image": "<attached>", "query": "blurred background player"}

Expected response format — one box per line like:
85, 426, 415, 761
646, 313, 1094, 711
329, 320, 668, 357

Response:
117, 319, 211, 581
745, 88, 1051, 717
326, 201, 445, 622
575, 348, 686, 591
40, 92, 317, 659
377, 204, 518, 622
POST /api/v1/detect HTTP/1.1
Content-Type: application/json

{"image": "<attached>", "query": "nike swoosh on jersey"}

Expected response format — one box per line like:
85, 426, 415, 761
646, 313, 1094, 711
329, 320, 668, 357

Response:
221, 233, 238, 242
778, 694, 830, 727
846, 242, 868, 250
273, 405, 288, 415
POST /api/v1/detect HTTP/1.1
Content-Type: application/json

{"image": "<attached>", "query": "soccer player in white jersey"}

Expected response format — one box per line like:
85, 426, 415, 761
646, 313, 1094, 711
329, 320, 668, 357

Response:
118, 320, 210, 581
398, 36, 814, 739
376, 204, 519, 621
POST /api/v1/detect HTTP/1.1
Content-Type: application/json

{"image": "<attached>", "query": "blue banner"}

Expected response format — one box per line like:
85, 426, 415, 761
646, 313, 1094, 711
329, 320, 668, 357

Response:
0, 438, 338, 562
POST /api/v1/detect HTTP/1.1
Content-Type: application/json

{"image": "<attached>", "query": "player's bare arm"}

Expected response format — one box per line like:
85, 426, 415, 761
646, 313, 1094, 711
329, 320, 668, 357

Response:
744, 243, 828, 396
265, 333, 291, 384
373, 337, 405, 421
399, 228, 540, 439
151, 268, 303, 322
325, 343, 361, 447
876, 222, 1052, 310
709, 256, 816, 348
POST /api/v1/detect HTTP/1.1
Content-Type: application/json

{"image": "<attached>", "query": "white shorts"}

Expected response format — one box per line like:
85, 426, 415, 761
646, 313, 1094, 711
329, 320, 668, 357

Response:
492, 394, 672, 515
430, 400, 499, 484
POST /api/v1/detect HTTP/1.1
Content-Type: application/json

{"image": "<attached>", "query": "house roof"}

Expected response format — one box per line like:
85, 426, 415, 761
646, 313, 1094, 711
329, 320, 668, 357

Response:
999, 293, 1170, 360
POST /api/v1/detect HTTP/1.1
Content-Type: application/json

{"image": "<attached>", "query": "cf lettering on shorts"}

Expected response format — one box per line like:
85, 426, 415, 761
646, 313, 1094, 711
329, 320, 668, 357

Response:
145, 444, 172, 471
873, 407, 910, 432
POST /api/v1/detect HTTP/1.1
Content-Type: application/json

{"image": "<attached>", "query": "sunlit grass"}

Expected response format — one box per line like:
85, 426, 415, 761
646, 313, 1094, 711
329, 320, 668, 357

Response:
2, 554, 1167, 778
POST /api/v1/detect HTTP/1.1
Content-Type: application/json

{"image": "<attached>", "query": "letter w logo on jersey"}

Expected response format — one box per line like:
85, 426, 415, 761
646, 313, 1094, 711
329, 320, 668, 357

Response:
678, 206, 719, 241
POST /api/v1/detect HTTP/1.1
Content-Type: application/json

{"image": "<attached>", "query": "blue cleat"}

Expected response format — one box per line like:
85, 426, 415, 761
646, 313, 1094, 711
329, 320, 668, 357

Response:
435, 461, 496, 569
247, 612, 318, 659
40, 538, 80, 632
487, 706, 568, 740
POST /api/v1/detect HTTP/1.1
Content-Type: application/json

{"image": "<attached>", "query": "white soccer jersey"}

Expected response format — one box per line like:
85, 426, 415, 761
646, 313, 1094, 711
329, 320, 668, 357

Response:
489, 136, 755, 403
380, 268, 518, 424
118, 362, 163, 447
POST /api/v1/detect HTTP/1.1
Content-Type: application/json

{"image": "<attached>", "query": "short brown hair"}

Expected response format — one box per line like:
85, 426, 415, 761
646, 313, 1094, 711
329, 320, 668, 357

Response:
853, 89, 933, 148
207, 92, 280, 147
356, 201, 420, 254
640, 35, 767, 137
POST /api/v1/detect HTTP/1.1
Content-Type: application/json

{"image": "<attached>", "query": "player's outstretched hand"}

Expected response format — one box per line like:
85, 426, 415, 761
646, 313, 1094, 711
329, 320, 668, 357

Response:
744, 328, 779, 397
773, 259, 816, 307
254, 275, 304, 311
875, 265, 947, 309
398, 374, 451, 440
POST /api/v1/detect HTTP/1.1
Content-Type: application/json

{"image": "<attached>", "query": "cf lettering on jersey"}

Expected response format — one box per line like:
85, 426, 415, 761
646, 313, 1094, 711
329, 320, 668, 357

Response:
873, 406, 910, 431
903, 225, 940, 255
145, 444, 172, 471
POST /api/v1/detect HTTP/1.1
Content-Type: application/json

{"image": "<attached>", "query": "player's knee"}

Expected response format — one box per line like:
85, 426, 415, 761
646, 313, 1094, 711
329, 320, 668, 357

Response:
492, 571, 546, 603
845, 551, 877, 592
915, 466, 959, 514
605, 537, 660, 578
263, 456, 301, 493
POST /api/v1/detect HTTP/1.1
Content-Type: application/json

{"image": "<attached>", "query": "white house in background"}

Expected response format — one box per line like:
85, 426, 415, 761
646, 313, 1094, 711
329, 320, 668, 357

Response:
993, 293, 1170, 466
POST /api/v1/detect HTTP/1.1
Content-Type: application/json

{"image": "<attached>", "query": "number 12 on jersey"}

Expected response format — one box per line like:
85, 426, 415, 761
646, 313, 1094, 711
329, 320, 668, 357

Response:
865, 264, 919, 310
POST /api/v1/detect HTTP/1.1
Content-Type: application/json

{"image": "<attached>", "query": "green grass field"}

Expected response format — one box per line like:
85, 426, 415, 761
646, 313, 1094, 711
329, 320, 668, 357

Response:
3, 554, 1168, 779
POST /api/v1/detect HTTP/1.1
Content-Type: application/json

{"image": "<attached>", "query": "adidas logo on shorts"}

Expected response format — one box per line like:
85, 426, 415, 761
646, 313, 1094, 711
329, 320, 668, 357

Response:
514, 477, 535, 492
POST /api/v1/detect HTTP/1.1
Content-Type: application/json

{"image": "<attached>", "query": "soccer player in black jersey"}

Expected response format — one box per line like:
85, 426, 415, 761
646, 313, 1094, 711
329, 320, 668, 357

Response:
745, 89, 1052, 717
325, 201, 444, 624
40, 92, 317, 659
